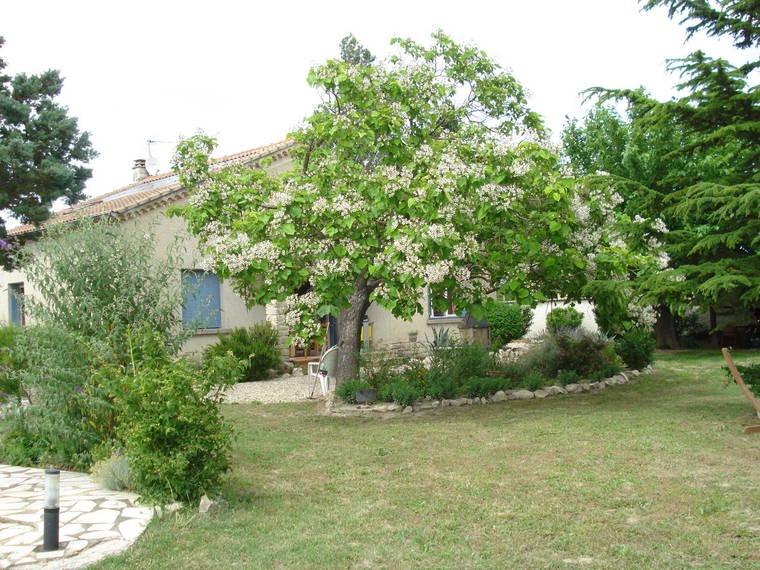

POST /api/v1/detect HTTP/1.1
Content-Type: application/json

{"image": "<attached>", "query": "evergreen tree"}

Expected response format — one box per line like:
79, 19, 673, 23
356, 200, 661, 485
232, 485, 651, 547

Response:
564, 0, 759, 344
0, 37, 96, 242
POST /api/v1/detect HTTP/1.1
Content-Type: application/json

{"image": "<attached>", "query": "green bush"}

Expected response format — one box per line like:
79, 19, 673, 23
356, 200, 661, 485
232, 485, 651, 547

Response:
728, 364, 760, 398
486, 302, 533, 346
204, 323, 281, 382
463, 376, 509, 398
0, 325, 26, 404
359, 349, 404, 389
555, 332, 622, 377
378, 380, 421, 407
0, 325, 115, 470
425, 374, 458, 400
556, 369, 580, 385
615, 329, 656, 370
91, 452, 131, 491
18, 219, 187, 364
546, 306, 584, 334
523, 372, 546, 391
428, 339, 491, 385
336, 379, 371, 404
519, 336, 561, 378
104, 330, 242, 505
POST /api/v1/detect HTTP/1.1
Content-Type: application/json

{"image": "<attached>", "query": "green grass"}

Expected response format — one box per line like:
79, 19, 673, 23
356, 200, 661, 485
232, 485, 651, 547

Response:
94, 350, 760, 569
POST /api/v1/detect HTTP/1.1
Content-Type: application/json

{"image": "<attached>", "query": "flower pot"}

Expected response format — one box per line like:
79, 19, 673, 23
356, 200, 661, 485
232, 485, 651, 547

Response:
355, 388, 377, 403
408, 332, 418, 343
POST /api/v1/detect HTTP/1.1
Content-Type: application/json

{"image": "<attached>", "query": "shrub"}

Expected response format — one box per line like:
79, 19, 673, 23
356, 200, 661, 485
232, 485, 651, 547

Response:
555, 331, 622, 377
0, 325, 26, 404
428, 339, 491, 385
204, 323, 281, 382
378, 380, 421, 407
546, 306, 584, 334
91, 452, 131, 491
523, 372, 546, 391
0, 325, 115, 470
615, 329, 656, 370
359, 349, 404, 389
519, 336, 561, 378
486, 302, 533, 346
556, 369, 580, 385
104, 330, 242, 504
463, 376, 509, 398
425, 374, 458, 400
727, 364, 760, 398
18, 219, 187, 364
336, 379, 371, 404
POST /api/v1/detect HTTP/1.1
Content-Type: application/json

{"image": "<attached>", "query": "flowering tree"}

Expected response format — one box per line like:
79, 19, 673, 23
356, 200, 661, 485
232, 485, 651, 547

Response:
173, 32, 641, 382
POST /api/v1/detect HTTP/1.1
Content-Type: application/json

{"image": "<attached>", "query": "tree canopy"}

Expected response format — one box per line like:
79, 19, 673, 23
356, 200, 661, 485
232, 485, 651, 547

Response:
563, 0, 760, 343
174, 32, 641, 380
0, 36, 95, 241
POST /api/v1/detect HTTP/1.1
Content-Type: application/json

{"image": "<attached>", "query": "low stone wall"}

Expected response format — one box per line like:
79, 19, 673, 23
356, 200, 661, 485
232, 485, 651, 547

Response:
325, 366, 654, 418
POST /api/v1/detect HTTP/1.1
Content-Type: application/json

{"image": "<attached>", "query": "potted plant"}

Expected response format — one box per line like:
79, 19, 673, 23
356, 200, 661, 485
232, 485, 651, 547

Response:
355, 387, 377, 403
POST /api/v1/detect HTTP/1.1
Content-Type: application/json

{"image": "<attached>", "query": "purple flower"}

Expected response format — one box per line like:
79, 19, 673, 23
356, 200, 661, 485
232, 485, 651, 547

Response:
73, 385, 84, 392
0, 239, 11, 250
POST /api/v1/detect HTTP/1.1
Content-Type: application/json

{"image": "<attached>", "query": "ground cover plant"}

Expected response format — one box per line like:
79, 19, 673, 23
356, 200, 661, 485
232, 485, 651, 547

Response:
92, 350, 760, 568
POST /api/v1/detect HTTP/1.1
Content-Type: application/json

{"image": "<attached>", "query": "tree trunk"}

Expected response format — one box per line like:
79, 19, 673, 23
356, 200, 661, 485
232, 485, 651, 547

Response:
655, 304, 680, 349
334, 277, 373, 384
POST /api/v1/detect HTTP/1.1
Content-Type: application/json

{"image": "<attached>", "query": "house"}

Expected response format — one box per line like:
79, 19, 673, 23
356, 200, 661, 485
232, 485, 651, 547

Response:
0, 140, 596, 357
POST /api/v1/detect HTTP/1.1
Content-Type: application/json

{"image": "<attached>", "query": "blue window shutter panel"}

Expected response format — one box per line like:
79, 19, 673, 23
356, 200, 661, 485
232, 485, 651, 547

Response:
8, 283, 23, 326
182, 271, 221, 328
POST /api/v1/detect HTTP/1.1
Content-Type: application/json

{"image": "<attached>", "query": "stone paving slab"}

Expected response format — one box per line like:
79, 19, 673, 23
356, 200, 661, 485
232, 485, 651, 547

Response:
0, 464, 152, 568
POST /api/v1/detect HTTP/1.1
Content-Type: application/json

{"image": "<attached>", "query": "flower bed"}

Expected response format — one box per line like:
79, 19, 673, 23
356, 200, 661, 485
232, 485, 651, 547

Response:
326, 366, 653, 418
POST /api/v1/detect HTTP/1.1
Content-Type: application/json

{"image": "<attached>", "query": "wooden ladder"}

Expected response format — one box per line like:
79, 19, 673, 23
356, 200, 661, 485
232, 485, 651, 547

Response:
721, 348, 760, 434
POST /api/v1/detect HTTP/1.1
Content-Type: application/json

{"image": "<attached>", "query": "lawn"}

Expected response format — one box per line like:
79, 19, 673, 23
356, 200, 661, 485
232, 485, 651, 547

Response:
96, 350, 760, 569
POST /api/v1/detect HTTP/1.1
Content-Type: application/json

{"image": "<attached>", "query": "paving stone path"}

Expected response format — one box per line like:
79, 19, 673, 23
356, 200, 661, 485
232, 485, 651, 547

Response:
0, 464, 153, 568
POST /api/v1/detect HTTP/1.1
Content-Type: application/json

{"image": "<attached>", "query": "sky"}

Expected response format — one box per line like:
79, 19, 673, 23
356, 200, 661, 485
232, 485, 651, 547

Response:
2, 0, 753, 203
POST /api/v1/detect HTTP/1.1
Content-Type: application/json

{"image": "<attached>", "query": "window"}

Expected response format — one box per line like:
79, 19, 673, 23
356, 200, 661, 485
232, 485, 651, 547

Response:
428, 288, 462, 318
181, 270, 221, 329
8, 283, 24, 326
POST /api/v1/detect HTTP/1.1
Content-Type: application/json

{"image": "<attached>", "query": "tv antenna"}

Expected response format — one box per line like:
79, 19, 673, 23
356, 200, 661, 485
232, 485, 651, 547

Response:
146, 139, 172, 174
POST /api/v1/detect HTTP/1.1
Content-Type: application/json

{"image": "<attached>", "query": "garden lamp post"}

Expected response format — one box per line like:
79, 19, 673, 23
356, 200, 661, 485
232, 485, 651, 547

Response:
42, 469, 60, 551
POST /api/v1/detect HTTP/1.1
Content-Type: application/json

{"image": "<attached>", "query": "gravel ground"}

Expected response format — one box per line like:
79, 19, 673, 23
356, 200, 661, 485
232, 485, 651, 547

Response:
223, 374, 324, 404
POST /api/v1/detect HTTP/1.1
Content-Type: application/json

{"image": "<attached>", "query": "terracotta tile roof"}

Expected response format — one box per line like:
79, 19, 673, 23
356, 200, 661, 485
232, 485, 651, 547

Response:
8, 139, 295, 236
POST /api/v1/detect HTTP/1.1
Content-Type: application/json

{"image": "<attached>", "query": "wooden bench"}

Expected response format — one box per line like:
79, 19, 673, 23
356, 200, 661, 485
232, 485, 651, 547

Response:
721, 348, 760, 434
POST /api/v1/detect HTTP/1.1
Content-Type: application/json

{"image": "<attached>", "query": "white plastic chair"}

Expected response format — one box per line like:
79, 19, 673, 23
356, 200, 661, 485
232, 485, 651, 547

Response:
308, 345, 338, 397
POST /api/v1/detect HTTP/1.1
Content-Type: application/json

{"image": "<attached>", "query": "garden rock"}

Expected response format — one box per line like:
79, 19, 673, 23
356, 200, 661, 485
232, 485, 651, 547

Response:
534, 389, 549, 399
564, 383, 580, 393
373, 403, 401, 412
509, 390, 535, 400
546, 385, 567, 396
451, 398, 469, 406
491, 391, 507, 402
580, 383, 591, 392
402, 406, 413, 414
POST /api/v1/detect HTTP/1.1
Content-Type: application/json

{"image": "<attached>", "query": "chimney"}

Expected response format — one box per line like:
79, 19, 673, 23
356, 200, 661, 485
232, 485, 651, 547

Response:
132, 159, 150, 182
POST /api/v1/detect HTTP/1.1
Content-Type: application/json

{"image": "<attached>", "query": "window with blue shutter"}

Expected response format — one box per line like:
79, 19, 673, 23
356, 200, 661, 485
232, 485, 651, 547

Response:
181, 270, 221, 329
8, 283, 24, 326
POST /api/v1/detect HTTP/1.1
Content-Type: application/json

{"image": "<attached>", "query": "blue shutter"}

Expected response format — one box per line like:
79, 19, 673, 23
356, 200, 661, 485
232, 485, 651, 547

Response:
8, 283, 23, 326
182, 271, 221, 329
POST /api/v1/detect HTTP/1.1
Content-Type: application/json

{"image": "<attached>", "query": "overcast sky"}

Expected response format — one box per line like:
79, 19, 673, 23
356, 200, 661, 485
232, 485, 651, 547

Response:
3, 0, 752, 202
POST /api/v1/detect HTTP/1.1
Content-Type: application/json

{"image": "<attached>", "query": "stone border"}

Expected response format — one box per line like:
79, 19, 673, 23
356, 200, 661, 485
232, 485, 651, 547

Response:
325, 366, 654, 418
